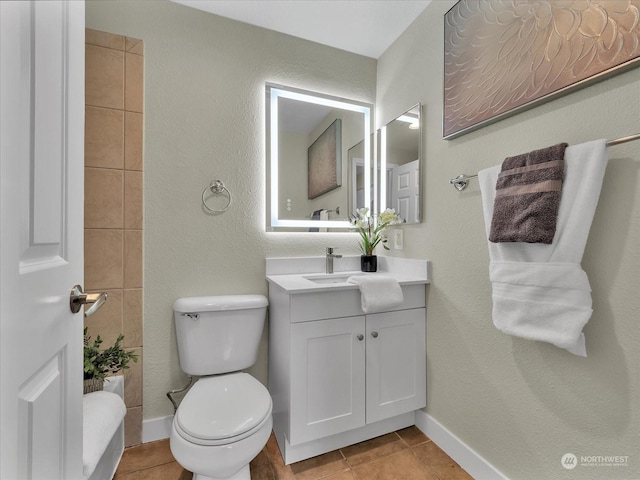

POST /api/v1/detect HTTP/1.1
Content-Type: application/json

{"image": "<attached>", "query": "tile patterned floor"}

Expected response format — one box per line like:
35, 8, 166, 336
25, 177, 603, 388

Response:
113, 427, 473, 480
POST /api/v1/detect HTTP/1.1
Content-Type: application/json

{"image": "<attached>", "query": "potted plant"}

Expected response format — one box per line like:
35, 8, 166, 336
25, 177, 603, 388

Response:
350, 207, 400, 272
84, 327, 138, 394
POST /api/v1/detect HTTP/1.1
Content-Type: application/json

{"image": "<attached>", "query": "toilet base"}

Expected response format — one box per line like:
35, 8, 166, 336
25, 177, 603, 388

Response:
171, 413, 271, 480
193, 464, 249, 480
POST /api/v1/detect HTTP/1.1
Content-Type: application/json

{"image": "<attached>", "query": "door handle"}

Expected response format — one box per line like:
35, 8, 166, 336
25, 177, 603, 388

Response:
70, 285, 108, 318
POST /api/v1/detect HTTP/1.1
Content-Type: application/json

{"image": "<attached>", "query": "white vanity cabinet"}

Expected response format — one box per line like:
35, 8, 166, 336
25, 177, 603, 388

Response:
267, 258, 429, 465
289, 308, 426, 446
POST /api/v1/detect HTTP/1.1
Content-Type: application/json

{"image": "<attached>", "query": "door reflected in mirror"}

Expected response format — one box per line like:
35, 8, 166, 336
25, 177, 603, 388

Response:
379, 104, 421, 224
348, 135, 376, 215
266, 84, 372, 231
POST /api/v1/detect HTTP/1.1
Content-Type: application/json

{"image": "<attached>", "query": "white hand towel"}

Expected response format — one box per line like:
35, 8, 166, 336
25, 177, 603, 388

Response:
83, 390, 126, 479
348, 275, 403, 313
478, 139, 608, 356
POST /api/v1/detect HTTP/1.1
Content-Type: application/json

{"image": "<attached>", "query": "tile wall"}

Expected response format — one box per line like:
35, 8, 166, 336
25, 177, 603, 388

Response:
84, 28, 144, 447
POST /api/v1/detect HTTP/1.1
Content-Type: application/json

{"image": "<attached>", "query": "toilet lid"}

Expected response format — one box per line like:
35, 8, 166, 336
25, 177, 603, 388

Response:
175, 373, 272, 445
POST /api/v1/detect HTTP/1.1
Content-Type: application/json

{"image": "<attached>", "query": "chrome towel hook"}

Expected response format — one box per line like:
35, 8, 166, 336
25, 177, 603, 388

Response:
202, 180, 232, 213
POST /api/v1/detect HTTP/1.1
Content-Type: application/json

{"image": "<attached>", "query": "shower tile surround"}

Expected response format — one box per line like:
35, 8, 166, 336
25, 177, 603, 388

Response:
84, 28, 144, 447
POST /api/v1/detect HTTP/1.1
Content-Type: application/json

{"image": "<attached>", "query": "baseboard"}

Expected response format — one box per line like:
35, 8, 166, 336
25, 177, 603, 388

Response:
142, 415, 173, 444
415, 410, 509, 480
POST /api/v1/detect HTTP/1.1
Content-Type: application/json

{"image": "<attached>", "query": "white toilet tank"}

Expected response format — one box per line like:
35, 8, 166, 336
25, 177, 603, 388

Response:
173, 295, 268, 376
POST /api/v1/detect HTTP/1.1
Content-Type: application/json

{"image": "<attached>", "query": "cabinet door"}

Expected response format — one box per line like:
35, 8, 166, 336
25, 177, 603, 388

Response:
290, 316, 366, 445
366, 308, 426, 424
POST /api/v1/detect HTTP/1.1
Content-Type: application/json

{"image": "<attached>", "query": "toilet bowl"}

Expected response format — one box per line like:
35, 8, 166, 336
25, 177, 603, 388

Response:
170, 373, 272, 480
170, 295, 271, 480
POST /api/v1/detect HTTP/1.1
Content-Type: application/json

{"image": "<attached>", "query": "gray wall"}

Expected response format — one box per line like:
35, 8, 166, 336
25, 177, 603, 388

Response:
86, 0, 376, 422
378, 2, 639, 479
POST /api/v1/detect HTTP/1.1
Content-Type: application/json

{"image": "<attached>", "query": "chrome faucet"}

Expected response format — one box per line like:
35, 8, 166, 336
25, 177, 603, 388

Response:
325, 247, 342, 274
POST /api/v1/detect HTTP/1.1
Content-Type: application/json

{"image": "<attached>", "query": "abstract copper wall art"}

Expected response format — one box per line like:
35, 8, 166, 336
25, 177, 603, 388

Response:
444, 0, 640, 138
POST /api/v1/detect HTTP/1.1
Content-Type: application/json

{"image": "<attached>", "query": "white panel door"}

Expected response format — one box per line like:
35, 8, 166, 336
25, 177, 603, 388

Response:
391, 159, 420, 223
365, 308, 426, 424
1, 2, 85, 479
290, 316, 366, 445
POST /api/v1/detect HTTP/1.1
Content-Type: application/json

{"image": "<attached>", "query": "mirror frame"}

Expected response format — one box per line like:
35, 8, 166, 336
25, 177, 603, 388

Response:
378, 103, 422, 224
266, 83, 373, 231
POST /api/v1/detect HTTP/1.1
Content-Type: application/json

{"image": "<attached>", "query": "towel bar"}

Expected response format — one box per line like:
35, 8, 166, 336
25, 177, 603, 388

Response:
449, 133, 640, 191
308, 207, 340, 217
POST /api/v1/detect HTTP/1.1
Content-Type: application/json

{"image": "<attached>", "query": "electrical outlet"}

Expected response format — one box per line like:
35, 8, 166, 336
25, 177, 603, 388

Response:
393, 229, 404, 250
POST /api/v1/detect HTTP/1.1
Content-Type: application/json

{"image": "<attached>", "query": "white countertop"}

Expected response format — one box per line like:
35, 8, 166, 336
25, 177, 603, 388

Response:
266, 256, 431, 294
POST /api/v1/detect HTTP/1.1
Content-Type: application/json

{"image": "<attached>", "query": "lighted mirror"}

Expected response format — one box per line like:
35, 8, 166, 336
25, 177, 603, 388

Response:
379, 104, 422, 224
266, 84, 373, 231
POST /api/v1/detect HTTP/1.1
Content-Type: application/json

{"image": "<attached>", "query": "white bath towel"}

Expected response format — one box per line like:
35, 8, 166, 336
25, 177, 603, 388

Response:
348, 275, 403, 313
478, 139, 608, 356
83, 390, 126, 479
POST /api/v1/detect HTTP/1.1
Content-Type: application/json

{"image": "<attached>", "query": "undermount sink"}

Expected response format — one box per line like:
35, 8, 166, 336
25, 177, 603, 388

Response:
302, 273, 361, 284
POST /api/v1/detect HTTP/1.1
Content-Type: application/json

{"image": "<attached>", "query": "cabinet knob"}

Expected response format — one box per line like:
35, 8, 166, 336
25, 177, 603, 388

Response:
356, 334, 364, 341
371, 331, 379, 338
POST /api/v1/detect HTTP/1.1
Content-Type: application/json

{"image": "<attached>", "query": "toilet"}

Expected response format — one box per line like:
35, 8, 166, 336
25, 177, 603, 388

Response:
170, 295, 272, 480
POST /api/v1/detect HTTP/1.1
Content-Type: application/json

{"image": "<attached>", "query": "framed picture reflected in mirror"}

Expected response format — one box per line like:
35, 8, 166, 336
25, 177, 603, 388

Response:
308, 119, 342, 199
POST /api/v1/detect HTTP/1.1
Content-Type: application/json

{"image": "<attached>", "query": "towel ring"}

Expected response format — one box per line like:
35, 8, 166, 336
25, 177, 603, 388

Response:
202, 180, 232, 213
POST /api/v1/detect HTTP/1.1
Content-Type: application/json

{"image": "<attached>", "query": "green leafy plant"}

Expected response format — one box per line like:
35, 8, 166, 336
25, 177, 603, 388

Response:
350, 207, 400, 255
84, 327, 138, 381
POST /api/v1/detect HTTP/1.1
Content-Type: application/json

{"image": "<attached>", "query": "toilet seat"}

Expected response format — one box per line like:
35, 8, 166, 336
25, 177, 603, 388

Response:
174, 372, 272, 447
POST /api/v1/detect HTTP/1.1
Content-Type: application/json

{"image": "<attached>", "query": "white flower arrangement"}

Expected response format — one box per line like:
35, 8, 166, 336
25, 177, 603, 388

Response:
350, 207, 400, 255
